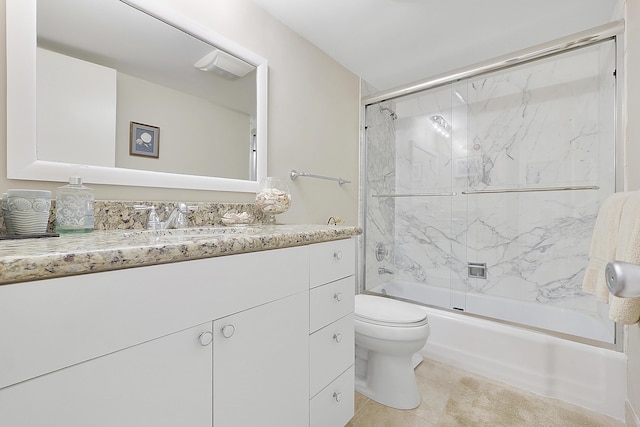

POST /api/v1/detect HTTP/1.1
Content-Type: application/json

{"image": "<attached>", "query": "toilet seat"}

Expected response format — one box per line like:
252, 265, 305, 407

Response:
355, 294, 428, 327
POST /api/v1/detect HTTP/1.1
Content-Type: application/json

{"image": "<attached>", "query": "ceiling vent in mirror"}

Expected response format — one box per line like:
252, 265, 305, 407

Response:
194, 49, 255, 79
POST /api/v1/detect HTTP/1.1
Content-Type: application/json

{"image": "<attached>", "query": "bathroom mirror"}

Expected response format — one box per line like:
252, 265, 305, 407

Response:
6, 0, 267, 192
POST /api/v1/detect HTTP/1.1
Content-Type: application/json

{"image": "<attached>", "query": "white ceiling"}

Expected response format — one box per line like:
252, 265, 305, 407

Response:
251, 0, 621, 92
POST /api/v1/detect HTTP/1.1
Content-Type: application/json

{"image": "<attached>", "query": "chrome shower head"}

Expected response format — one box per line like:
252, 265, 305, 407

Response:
380, 106, 398, 120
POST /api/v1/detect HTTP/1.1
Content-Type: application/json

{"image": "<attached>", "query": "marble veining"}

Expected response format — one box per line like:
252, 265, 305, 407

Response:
0, 224, 361, 285
363, 40, 617, 341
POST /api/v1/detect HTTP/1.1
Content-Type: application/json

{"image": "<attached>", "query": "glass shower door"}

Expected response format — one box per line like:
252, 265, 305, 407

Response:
364, 86, 459, 306
363, 38, 617, 345
461, 40, 616, 343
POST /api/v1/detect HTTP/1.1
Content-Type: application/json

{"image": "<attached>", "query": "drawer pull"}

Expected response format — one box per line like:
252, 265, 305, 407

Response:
198, 331, 213, 346
333, 333, 343, 343
333, 292, 343, 302
333, 392, 343, 403
221, 324, 235, 338
333, 251, 343, 260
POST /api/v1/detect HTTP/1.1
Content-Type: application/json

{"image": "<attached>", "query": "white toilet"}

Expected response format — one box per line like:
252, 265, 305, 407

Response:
354, 294, 430, 410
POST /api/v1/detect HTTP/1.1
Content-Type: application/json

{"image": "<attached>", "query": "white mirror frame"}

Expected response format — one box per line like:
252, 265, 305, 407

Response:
6, 0, 267, 192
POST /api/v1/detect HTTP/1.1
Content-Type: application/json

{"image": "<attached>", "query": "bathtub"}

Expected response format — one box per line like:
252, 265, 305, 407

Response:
371, 280, 614, 343
368, 281, 627, 421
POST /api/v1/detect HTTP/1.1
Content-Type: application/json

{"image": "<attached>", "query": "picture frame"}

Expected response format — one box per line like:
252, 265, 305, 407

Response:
129, 122, 160, 158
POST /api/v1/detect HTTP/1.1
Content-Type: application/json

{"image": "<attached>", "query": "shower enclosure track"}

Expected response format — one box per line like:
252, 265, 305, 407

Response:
362, 20, 624, 106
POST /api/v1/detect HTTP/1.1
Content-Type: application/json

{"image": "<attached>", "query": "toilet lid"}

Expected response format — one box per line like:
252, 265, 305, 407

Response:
355, 294, 428, 325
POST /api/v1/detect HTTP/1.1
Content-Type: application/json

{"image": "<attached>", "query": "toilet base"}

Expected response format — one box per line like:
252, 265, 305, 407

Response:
355, 350, 422, 410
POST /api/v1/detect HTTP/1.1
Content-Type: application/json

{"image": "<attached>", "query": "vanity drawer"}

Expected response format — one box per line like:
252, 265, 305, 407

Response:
310, 276, 355, 333
310, 314, 354, 397
309, 239, 355, 288
310, 365, 354, 427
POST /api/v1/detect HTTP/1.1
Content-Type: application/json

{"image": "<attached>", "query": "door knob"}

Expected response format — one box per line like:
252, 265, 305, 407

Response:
333, 333, 342, 343
221, 324, 235, 338
333, 251, 343, 260
333, 292, 343, 302
333, 392, 342, 402
198, 331, 213, 346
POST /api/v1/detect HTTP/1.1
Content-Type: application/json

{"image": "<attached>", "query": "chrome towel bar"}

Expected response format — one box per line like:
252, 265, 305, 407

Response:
462, 185, 599, 195
369, 185, 597, 198
290, 170, 351, 186
372, 192, 456, 198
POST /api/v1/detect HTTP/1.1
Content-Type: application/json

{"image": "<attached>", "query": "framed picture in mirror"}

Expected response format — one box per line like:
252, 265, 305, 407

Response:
130, 121, 160, 158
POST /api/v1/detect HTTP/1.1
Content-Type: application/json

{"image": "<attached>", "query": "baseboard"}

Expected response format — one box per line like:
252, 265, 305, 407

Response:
627, 401, 640, 427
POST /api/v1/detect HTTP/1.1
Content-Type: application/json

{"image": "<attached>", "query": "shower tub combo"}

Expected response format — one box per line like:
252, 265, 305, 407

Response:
361, 21, 626, 420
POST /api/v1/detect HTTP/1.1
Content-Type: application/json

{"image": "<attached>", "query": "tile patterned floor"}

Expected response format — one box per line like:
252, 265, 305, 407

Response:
346, 358, 624, 427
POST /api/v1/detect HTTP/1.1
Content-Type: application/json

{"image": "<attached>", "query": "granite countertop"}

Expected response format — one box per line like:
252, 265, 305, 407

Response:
0, 224, 362, 286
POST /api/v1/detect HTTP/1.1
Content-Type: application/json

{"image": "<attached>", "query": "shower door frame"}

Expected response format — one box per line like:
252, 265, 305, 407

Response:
359, 20, 626, 351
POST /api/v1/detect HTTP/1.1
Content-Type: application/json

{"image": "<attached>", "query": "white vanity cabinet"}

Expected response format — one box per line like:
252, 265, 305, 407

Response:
0, 323, 215, 427
308, 239, 356, 427
213, 291, 309, 427
0, 243, 325, 427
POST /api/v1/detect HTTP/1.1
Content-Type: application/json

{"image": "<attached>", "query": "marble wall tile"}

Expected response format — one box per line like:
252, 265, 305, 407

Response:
364, 101, 397, 287
363, 40, 617, 337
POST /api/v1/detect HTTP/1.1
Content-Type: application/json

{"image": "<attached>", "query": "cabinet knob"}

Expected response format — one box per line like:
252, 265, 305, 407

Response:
333, 292, 343, 302
333, 333, 343, 343
198, 331, 213, 346
221, 324, 235, 338
333, 392, 343, 403
333, 251, 343, 260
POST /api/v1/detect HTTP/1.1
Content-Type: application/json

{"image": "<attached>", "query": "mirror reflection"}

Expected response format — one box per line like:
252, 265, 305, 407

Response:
36, 0, 258, 181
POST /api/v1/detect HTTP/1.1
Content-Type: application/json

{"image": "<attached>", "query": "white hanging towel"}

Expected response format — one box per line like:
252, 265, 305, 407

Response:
609, 192, 640, 324
582, 191, 640, 324
582, 192, 630, 303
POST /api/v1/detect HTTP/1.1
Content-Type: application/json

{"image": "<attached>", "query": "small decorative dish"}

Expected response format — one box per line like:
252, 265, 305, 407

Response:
221, 212, 254, 226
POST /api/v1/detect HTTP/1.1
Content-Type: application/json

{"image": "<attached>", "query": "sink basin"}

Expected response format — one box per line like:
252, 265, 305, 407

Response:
121, 226, 260, 241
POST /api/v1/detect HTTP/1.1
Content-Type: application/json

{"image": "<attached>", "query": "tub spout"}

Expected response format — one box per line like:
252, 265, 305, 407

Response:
378, 267, 394, 275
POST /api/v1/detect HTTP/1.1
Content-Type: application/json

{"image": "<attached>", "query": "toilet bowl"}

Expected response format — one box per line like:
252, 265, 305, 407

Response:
354, 294, 430, 410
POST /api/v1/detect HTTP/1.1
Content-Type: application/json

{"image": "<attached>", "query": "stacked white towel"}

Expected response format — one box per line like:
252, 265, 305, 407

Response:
582, 191, 640, 324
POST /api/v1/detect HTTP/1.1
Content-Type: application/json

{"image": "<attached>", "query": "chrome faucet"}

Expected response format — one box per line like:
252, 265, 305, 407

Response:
162, 203, 190, 229
378, 267, 394, 275
134, 203, 197, 230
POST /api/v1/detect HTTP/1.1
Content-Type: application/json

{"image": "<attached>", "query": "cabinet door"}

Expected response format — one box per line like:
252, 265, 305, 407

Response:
0, 323, 213, 427
213, 291, 309, 427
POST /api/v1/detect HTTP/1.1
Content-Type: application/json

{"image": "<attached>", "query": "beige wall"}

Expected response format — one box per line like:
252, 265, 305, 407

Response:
626, 0, 640, 423
115, 73, 250, 180
0, 0, 361, 225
